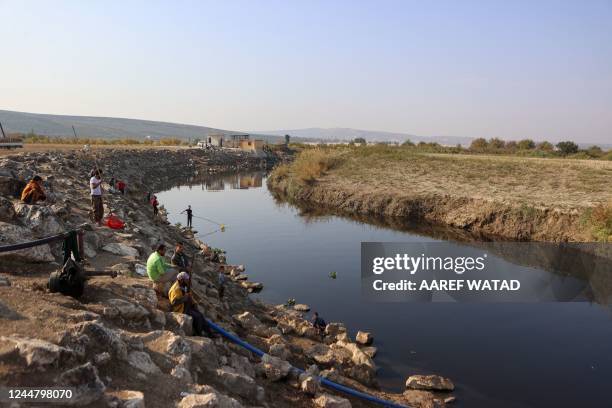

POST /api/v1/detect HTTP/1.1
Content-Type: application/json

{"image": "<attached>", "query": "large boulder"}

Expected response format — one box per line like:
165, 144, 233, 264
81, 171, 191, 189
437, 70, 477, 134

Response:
215, 366, 263, 402
229, 352, 255, 378
0, 176, 26, 198
0, 336, 74, 368
301, 376, 319, 396
355, 331, 373, 346
57, 362, 105, 406
105, 298, 150, 320
336, 340, 375, 369
258, 354, 292, 382
187, 337, 219, 372
293, 304, 310, 312
0, 222, 54, 262
233, 311, 280, 338
166, 312, 193, 336
72, 321, 128, 360
127, 351, 161, 374
405, 374, 455, 391
178, 391, 244, 408
13, 203, 64, 235
0, 197, 15, 221
102, 243, 140, 257
402, 390, 440, 408
325, 323, 347, 338
107, 390, 145, 408
313, 393, 352, 408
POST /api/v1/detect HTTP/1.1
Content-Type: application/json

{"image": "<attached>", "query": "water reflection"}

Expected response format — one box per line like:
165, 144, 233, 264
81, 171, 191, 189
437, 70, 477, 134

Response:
176, 173, 263, 191
158, 170, 612, 408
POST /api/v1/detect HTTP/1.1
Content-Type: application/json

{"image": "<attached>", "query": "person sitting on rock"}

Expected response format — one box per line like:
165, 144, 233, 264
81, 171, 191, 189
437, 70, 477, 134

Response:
147, 244, 178, 296
169, 272, 213, 337
171, 242, 192, 274
311, 312, 327, 337
20, 175, 46, 204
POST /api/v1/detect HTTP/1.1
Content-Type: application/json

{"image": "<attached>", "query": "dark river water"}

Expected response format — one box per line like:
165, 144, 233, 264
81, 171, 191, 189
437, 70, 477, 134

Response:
158, 172, 612, 408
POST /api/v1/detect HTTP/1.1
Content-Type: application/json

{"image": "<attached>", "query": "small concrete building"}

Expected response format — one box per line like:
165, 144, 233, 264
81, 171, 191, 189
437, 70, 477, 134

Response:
239, 139, 264, 152
226, 134, 250, 148
207, 134, 225, 147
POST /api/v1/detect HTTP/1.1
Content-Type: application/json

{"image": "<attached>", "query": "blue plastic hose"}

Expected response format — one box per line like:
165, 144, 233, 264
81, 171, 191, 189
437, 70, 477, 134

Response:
205, 319, 408, 408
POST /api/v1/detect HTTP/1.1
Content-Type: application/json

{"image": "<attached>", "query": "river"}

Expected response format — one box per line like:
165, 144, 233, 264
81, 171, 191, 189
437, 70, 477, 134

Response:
158, 171, 612, 408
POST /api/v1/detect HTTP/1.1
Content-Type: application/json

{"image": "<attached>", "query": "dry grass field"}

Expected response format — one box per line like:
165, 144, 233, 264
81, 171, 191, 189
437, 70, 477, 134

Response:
270, 146, 612, 241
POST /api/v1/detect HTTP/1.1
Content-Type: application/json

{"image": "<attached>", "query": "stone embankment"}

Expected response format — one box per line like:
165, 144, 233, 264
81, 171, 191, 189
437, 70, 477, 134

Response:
0, 148, 454, 407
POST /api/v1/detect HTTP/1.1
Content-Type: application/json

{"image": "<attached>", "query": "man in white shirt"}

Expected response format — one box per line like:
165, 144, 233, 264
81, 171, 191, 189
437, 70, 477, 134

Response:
90, 169, 104, 226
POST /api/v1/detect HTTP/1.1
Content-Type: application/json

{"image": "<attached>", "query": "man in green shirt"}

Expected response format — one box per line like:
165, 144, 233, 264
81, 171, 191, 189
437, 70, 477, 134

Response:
147, 244, 178, 295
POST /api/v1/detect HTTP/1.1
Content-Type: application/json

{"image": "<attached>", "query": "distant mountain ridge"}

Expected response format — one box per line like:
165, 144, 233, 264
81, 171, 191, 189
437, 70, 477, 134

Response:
258, 127, 474, 146
0, 110, 288, 143
1, 110, 608, 149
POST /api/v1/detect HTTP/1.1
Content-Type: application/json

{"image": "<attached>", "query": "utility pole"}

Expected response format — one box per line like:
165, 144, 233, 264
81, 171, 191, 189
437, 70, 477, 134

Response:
0, 121, 6, 139
72, 125, 78, 140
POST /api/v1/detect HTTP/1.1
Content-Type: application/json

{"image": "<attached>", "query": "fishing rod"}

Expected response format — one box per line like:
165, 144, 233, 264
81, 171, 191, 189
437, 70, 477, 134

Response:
191, 214, 225, 227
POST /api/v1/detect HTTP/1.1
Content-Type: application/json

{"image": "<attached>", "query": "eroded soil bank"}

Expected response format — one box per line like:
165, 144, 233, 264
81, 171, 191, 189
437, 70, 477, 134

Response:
0, 148, 453, 408
267, 149, 612, 242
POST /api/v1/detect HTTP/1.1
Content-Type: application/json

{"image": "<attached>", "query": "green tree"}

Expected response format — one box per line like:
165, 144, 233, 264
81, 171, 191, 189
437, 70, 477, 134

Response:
285, 134, 290, 145
505, 141, 518, 151
517, 139, 536, 150
536, 141, 554, 151
488, 138, 505, 150
470, 138, 488, 151
402, 139, 415, 147
353, 137, 366, 144
586, 145, 603, 158
556, 141, 579, 155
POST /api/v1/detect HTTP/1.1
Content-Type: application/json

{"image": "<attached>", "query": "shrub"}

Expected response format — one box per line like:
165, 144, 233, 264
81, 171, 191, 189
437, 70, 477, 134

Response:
470, 138, 488, 151
505, 141, 518, 151
488, 138, 505, 150
556, 141, 579, 155
536, 141, 554, 151
585, 145, 604, 158
293, 148, 342, 183
159, 138, 183, 146
517, 139, 536, 150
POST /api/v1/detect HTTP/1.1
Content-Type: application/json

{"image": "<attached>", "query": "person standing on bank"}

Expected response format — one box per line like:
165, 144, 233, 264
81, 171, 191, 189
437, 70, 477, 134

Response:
90, 169, 104, 226
181, 205, 193, 228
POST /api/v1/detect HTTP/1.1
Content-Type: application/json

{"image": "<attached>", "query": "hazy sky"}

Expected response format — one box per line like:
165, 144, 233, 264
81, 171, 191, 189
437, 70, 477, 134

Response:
1, 0, 611, 142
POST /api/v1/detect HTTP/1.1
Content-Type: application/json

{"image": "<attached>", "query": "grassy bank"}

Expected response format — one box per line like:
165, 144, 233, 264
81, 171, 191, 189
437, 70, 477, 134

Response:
268, 146, 612, 242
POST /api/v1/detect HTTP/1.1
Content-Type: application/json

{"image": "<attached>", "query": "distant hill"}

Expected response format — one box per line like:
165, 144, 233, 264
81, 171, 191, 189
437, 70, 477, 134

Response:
0, 110, 287, 143
258, 127, 474, 146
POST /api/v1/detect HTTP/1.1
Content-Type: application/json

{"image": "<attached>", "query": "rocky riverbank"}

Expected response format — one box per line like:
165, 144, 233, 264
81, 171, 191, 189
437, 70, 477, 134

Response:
0, 148, 455, 408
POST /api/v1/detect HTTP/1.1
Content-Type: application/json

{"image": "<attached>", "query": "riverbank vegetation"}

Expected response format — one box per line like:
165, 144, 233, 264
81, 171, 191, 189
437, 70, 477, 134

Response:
269, 146, 612, 242
291, 137, 612, 160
